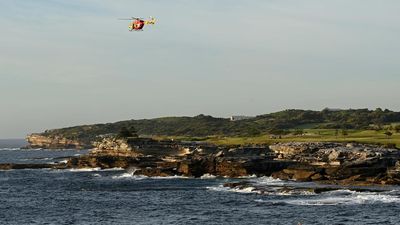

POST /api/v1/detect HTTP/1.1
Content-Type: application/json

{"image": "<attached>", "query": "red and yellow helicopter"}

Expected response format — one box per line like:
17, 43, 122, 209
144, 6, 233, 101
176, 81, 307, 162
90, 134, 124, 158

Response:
118, 17, 156, 31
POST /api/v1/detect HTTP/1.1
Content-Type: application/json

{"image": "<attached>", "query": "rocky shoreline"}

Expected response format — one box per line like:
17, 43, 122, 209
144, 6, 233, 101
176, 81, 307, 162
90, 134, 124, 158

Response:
270, 142, 400, 185
8, 137, 400, 186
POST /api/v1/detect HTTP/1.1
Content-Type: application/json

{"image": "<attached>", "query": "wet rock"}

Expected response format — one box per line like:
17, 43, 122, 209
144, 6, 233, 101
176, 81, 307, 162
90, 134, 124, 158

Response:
310, 173, 324, 181
270, 142, 400, 185
271, 170, 291, 180
61, 140, 400, 185
223, 181, 252, 189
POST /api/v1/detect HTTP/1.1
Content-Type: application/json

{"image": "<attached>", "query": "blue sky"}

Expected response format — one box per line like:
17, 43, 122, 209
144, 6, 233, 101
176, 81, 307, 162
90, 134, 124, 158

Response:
1, 0, 400, 138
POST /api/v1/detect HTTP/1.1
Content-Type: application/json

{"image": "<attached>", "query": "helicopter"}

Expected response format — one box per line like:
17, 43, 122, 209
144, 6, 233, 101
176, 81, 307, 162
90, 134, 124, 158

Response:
118, 17, 156, 31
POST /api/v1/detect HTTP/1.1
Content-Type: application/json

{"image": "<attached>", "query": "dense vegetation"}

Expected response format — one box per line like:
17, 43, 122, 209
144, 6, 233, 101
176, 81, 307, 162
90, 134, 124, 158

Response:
38, 108, 400, 142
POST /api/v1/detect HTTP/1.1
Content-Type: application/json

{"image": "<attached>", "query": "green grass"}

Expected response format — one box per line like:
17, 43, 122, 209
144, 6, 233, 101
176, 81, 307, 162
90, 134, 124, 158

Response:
155, 129, 400, 148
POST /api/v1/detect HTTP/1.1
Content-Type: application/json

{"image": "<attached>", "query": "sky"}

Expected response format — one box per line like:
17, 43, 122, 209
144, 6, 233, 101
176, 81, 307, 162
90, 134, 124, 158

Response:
1, 0, 400, 138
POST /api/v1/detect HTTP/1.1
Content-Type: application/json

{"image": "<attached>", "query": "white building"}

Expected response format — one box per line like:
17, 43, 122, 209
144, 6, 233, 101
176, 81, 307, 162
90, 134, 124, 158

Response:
230, 115, 254, 121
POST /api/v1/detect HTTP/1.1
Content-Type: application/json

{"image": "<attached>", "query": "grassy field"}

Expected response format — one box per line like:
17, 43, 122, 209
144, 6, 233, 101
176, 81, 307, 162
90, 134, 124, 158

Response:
156, 129, 400, 148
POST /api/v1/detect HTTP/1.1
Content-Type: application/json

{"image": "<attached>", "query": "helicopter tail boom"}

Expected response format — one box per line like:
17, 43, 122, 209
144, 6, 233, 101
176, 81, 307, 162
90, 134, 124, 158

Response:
144, 17, 156, 25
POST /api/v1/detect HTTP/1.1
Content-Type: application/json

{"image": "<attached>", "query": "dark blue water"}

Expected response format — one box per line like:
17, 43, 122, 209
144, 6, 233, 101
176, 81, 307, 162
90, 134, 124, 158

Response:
0, 139, 89, 164
0, 139, 27, 149
1, 149, 400, 225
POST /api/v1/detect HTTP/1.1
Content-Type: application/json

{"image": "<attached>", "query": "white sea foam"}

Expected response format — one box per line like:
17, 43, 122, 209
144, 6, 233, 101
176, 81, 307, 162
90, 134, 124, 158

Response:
207, 185, 237, 192
111, 173, 188, 180
234, 187, 259, 194
21, 158, 53, 162
200, 173, 217, 179
238, 174, 258, 179
27, 157, 53, 161
258, 190, 400, 205
101, 167, 125, 171
0, 148, 21, 151
68, 167, 102, 172
207, 185, 261, 194
253, 176, 286, 185
276, 189, 316, 196
111, 173, 144, 180
206, 176, 291, 195
67, 167, 124, 172
150, 175, 189, 179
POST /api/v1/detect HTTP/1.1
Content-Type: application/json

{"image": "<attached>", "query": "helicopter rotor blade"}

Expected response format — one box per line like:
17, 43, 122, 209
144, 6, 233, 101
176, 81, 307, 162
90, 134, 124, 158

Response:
117, 17, 145, 21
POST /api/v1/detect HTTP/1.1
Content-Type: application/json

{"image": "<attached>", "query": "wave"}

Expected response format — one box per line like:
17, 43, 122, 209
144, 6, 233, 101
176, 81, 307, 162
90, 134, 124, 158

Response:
258, 190, 400, 206
143, 175, 189, 179
207, 184, 316, 196
238, 174, 258, 179
207, 185, 261, 194
0, 148, 21, 151
200, 173, 217, 179
29, 157, 53, 161
67, 167, 125, 172
206, 176, 301, 195
101, 167, 125, 171
111, 173, 189, 180
252, 176, 288, 185
112, 173, 148, 180
68, 167, 102, 172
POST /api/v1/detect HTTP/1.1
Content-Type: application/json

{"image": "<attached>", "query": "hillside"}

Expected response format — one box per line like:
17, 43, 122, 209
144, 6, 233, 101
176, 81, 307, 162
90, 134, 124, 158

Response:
34, 108, 400, 143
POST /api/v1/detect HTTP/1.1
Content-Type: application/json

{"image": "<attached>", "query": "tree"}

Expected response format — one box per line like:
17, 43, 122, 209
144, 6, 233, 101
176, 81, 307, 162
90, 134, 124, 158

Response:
395, 125, 400, 133
384, 131, 393, 139
128, 126, 139, 138
117, 126, 138, 139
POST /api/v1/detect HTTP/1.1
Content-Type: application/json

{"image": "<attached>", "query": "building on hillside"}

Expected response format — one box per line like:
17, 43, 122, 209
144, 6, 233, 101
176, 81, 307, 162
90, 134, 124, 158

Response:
322, 107, 344, 112
230, 115, 254, 121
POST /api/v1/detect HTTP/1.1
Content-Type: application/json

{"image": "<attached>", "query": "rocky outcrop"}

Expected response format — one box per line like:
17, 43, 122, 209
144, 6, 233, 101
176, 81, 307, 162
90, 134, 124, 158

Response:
26, 134, 91, 149
18, 137, 400, 186
177, 148, 293, 177
270, 142, 399, 165
66, 140, 400, 184
67, 138, 293, 178
270, 142, 400, 185
91, 138, 140, 157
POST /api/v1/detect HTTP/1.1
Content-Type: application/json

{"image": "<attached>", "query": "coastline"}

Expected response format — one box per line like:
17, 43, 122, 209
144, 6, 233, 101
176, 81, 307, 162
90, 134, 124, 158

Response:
9, 137, 400, 187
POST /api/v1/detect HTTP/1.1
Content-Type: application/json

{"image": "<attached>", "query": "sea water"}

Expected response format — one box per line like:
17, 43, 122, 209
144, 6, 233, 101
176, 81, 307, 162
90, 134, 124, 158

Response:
0, 147, 400, 225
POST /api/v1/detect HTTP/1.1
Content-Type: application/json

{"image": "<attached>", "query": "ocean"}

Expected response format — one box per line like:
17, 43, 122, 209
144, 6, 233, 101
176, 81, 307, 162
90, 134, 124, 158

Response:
1, 146, 400, 224
0, 139, 28, 149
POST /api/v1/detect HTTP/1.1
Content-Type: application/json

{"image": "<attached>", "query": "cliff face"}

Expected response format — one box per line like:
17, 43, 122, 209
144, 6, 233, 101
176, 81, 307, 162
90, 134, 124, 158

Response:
26, 134, 91, 149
